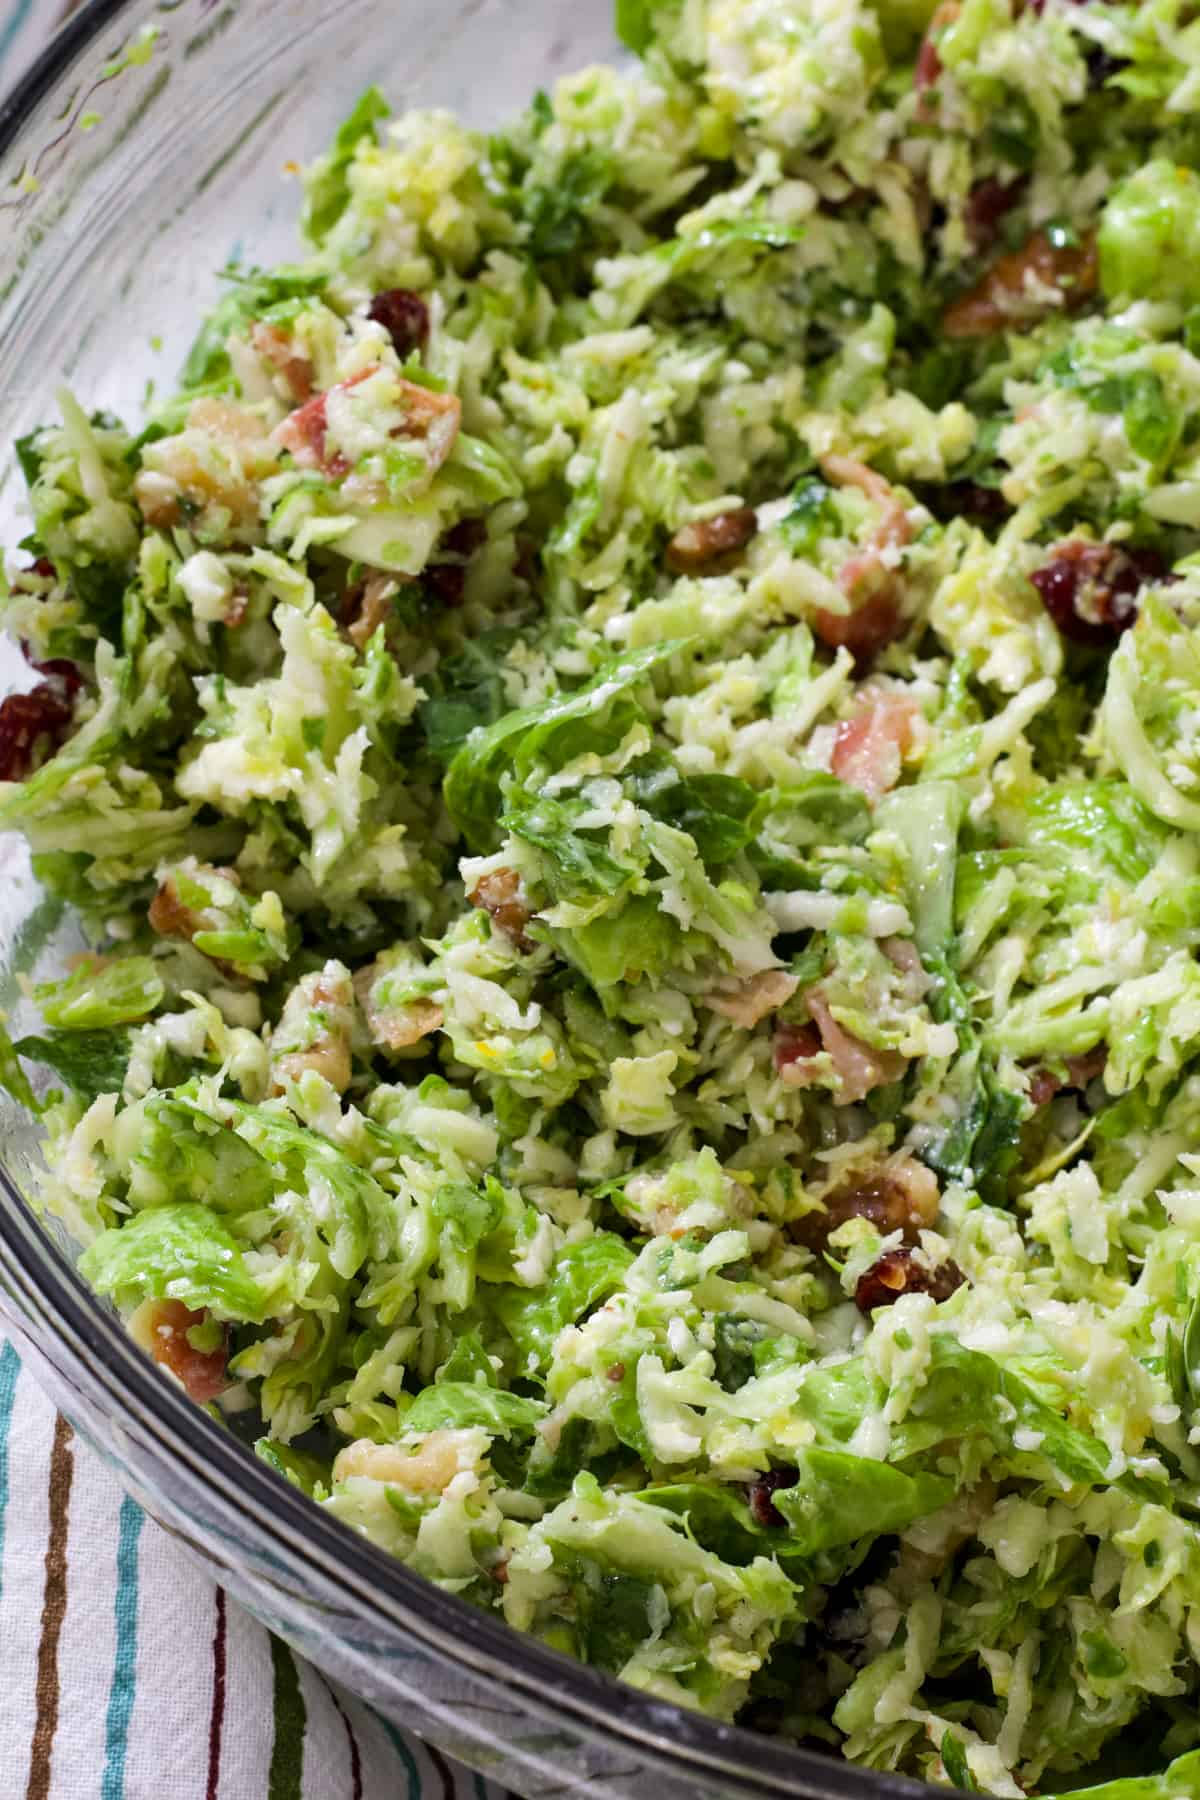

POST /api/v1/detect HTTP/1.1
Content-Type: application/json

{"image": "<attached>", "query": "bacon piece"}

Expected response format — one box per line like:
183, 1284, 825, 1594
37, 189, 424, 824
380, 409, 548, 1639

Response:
811, 990, 907, 1103
855, 1246, 965, 1312
275, 368, 461, 479
250, 321, 314, 402
943, 229, 1098, 339
773, 1022, 822, 1080
274, 368, 373, 477
812, 589, 904, 664
1030, 540, 1164, 647
665, 507, 758, 575
394, 380, 461, 473
367, 288, 430, 360
747, 1470, 800, 1528
142, 1300, 229, 1404
707, 969, 799, 1029
881, 936, 929, 994
813, 456, 913, 665
795, 1153, 941, 1250
914, 2, 961, 119
468, 867, 534, 951
832, 692, 920, 800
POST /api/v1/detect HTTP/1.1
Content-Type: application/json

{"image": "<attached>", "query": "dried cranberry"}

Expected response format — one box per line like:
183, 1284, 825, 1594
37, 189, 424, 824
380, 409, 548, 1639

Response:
366, 288, 430, 360
929, 482, 1010, 528
27, 557, 55, 580
854, 1247, 965, 1313
424, 562, 467, 606
31, 658, 83, 698
1027, 1068, 1061, 1108
963, 178, 1023, 252
1065, 1046, 1107, 1088
1030, 540, 1165, 647
515, 534, 539, 586
338, 579, 365, 631
1086, 46, 1127, 87
747, 1469, 799, 1529
424, 517, 487, 605
441, 517, 487, 559
0, 683, 75, 781
1027, 1045, 1106, 1108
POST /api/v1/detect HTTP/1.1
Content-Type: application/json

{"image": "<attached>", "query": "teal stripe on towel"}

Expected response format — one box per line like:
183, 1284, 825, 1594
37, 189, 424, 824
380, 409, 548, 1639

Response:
377, 1713, 422, 1800
0, 1340, 21, 1597
0, 0, 38, 73
101, 1495, 144, 1800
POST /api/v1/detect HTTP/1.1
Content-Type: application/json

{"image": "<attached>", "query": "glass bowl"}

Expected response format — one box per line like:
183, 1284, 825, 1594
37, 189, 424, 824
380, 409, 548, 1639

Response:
0, 7, 925, 1796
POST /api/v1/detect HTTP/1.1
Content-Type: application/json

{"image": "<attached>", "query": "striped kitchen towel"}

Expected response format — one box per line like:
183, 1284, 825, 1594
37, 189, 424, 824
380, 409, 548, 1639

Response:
0, 1334, 509, 1799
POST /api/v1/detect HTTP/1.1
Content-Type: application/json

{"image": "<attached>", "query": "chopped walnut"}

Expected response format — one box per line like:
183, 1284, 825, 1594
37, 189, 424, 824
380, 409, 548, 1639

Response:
354, 961, 443, 1052
794, 1153, 940, 1250
665, 507, 758, 574
129, 1298, 229, 1404
135, 397, 277, 534
778, 989, 906, 1104
343, 570, 402, 650
270, 962, 355, 1094
149, 862, 240, 947
943, 230, 1098, 339
333, 1429, 478, 1493
468, 867, 535, 951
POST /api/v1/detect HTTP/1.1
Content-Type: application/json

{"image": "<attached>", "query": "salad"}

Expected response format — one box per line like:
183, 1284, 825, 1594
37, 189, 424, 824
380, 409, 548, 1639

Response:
7, 0, 1200, 1791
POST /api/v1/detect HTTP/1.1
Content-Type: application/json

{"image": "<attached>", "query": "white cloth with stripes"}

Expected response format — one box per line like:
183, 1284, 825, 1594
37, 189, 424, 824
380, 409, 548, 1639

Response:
0, 1337, 506, 1799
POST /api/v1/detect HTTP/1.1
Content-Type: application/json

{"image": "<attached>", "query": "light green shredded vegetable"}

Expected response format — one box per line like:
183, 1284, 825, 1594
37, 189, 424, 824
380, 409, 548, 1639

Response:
8, 1, 1200, 1790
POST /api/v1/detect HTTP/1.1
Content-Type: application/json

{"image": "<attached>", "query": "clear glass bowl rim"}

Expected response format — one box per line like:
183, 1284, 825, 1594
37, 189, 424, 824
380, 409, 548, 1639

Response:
0, 9, 930, 1797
